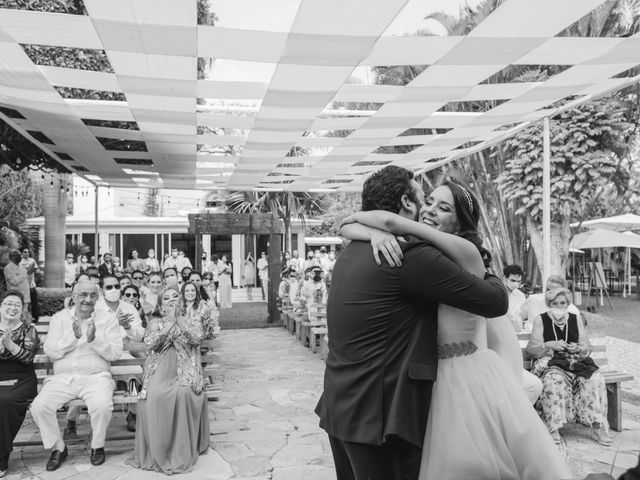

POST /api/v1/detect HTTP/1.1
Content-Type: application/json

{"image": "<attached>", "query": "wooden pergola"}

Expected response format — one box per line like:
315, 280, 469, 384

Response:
188, 213, 284, 322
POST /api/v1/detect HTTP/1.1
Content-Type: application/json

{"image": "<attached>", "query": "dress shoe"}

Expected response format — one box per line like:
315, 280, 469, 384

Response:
126, 412, 136, 432
46, 447, 68, 471
90, 448, 106, 466
63, 419, 78, 440
591, 427, 613, 446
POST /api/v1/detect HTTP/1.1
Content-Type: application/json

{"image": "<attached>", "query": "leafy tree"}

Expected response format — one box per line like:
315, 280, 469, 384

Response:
0, 165, 43, 223
309, 194, 359, 237
497, 98, 635, 276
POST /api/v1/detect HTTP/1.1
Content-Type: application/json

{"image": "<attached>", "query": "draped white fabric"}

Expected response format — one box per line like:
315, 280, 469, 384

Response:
0, 0, 639, 191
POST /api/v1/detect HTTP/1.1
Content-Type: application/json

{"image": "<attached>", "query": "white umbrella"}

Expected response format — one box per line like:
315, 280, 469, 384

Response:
570, 228, 640, 250
570, 228, 640, 297
570, 213, 640, 232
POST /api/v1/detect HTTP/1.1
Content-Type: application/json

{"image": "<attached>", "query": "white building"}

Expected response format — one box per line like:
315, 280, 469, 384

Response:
26, 178, 317, 285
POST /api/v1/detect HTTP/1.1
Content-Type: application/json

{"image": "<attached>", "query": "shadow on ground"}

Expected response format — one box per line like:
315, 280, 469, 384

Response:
218, 302, 281, 330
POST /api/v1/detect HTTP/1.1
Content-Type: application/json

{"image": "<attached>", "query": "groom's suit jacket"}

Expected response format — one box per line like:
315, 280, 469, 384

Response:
315, 237, 508, 448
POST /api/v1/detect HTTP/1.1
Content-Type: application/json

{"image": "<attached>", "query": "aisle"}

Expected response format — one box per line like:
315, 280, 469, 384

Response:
207, 328, 335, 480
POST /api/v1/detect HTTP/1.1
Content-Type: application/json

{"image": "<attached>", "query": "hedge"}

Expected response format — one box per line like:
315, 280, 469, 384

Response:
36, 287, 70, 317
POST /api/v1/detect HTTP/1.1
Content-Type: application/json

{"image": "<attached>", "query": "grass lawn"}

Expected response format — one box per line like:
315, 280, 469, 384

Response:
218, 302, 281, 330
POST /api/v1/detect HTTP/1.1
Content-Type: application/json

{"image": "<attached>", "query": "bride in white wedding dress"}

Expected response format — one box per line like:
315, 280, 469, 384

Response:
342, 180, 571, 480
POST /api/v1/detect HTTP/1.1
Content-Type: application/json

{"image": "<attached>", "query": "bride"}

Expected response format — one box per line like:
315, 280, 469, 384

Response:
342, 180, 571, 480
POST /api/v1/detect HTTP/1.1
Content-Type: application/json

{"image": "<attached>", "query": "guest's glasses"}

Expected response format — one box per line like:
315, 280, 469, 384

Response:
103, 284, 121, 291
123, 293, 139, 298
132, 276, 143, 280
2, 302, 22, 309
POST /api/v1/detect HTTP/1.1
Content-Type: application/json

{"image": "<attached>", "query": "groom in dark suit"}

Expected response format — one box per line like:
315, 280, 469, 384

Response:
315, 166, 509, 480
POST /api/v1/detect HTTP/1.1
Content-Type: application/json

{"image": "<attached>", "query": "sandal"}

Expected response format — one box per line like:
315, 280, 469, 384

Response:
550, 430, 561, 444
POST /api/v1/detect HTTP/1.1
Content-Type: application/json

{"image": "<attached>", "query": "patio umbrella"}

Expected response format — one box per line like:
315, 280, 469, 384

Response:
570, 229, 640, 297
570, 213, 640, 232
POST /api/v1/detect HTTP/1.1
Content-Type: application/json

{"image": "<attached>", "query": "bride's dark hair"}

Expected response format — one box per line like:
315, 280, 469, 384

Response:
441, 179, 492, 268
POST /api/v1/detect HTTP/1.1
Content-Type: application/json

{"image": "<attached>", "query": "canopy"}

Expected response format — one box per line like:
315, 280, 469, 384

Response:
570, 228, 640, 250
570, 213, 640, 232
1, 0, 640, 191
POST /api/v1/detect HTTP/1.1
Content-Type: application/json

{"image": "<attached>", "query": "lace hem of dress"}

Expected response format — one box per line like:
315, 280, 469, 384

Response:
437, 341, 478, 359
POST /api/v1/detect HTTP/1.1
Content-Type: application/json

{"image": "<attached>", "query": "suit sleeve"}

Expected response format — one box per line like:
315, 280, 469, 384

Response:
399, 242, 508, 318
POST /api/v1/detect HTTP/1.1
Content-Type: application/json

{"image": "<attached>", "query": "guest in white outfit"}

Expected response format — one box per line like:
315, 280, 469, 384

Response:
29, 280, 122, 471
500, 264, 543, 404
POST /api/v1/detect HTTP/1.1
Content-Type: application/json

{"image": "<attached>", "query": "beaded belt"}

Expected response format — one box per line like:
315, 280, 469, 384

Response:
437, 340, 478, 359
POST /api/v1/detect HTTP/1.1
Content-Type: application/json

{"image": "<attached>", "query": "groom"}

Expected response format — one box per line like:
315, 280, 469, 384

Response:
315, 166, 509, 480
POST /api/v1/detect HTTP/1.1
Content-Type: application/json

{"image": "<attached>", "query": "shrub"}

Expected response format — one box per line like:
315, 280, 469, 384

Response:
36, 287, 70, 317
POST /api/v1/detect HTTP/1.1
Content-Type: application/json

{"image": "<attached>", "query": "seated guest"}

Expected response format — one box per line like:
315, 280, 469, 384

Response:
526, 287, 611, 446
520, 274, 581, 332
140, 273, 163, 315
29, 280, 122, 471
119, 275, 132, 289
0, 291, 39, 477
129, 287, 209, 474
300, 266, 328, 319
162, 267, 179, 289
120, 284, 148, 432
112, 257, 125, 279
122, 285, 148, 329
131, 270, 145, 290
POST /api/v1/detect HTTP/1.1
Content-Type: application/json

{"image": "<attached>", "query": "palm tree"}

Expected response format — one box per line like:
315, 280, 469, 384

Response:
43, 174, 68, 287
221, 190, 327, 252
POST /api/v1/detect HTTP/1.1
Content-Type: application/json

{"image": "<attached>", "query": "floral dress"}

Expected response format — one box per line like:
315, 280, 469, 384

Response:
530, 312, 608, 432
130, 312, 209, 474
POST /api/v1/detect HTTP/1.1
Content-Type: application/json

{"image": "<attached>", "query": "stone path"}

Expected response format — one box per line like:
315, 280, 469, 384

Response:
5, 328, 640, 479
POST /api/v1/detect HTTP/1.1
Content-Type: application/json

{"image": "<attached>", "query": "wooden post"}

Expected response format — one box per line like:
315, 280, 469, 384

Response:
268, 214, 281, 324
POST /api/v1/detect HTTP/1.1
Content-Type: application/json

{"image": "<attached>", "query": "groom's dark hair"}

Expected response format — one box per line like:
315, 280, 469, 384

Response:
361, 166, 419, 213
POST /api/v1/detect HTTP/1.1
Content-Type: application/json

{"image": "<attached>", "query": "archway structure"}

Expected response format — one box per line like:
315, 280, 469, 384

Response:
189, 213, 284, 323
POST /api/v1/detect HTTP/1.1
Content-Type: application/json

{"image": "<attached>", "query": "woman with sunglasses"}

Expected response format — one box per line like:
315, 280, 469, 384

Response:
122, 285, 148, 329
129, 286, 209, 474
0, 291, 39, 478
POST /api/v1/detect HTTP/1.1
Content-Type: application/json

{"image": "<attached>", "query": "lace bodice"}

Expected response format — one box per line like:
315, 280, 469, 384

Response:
437, 305, 487, 351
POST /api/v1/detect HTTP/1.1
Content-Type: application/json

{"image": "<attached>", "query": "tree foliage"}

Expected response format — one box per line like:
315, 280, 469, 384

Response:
0, 165, 43, 223
497, 98, 635, 223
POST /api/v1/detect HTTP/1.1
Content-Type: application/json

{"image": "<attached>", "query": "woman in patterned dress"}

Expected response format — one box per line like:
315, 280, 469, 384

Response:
129, 286, 209, 474
526, 287, 611, 446
0, 290, 39, 478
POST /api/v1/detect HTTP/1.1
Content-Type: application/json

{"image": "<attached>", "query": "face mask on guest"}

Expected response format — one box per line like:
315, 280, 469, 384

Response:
104, 289, 121, 303
549, 307, 568, 321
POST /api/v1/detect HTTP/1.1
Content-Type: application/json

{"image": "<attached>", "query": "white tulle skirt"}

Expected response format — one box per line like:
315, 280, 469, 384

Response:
419, 349, 572, 480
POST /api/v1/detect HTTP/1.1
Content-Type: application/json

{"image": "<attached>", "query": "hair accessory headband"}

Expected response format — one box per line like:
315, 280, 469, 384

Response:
458, 185, 474, 214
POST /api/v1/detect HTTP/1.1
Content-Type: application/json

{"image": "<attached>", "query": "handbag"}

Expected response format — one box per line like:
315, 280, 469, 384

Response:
548, 351, 599, 379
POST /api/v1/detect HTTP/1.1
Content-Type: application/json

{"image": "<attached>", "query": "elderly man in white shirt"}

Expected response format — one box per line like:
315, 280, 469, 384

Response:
64, 274, 144, 436
29, 280, 122, 471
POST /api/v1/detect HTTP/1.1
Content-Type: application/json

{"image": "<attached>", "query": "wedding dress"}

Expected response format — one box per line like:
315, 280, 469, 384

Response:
418, 305, 572, 480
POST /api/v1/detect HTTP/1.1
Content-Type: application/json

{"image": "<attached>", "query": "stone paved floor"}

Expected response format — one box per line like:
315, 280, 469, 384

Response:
5, 328, 640, 479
